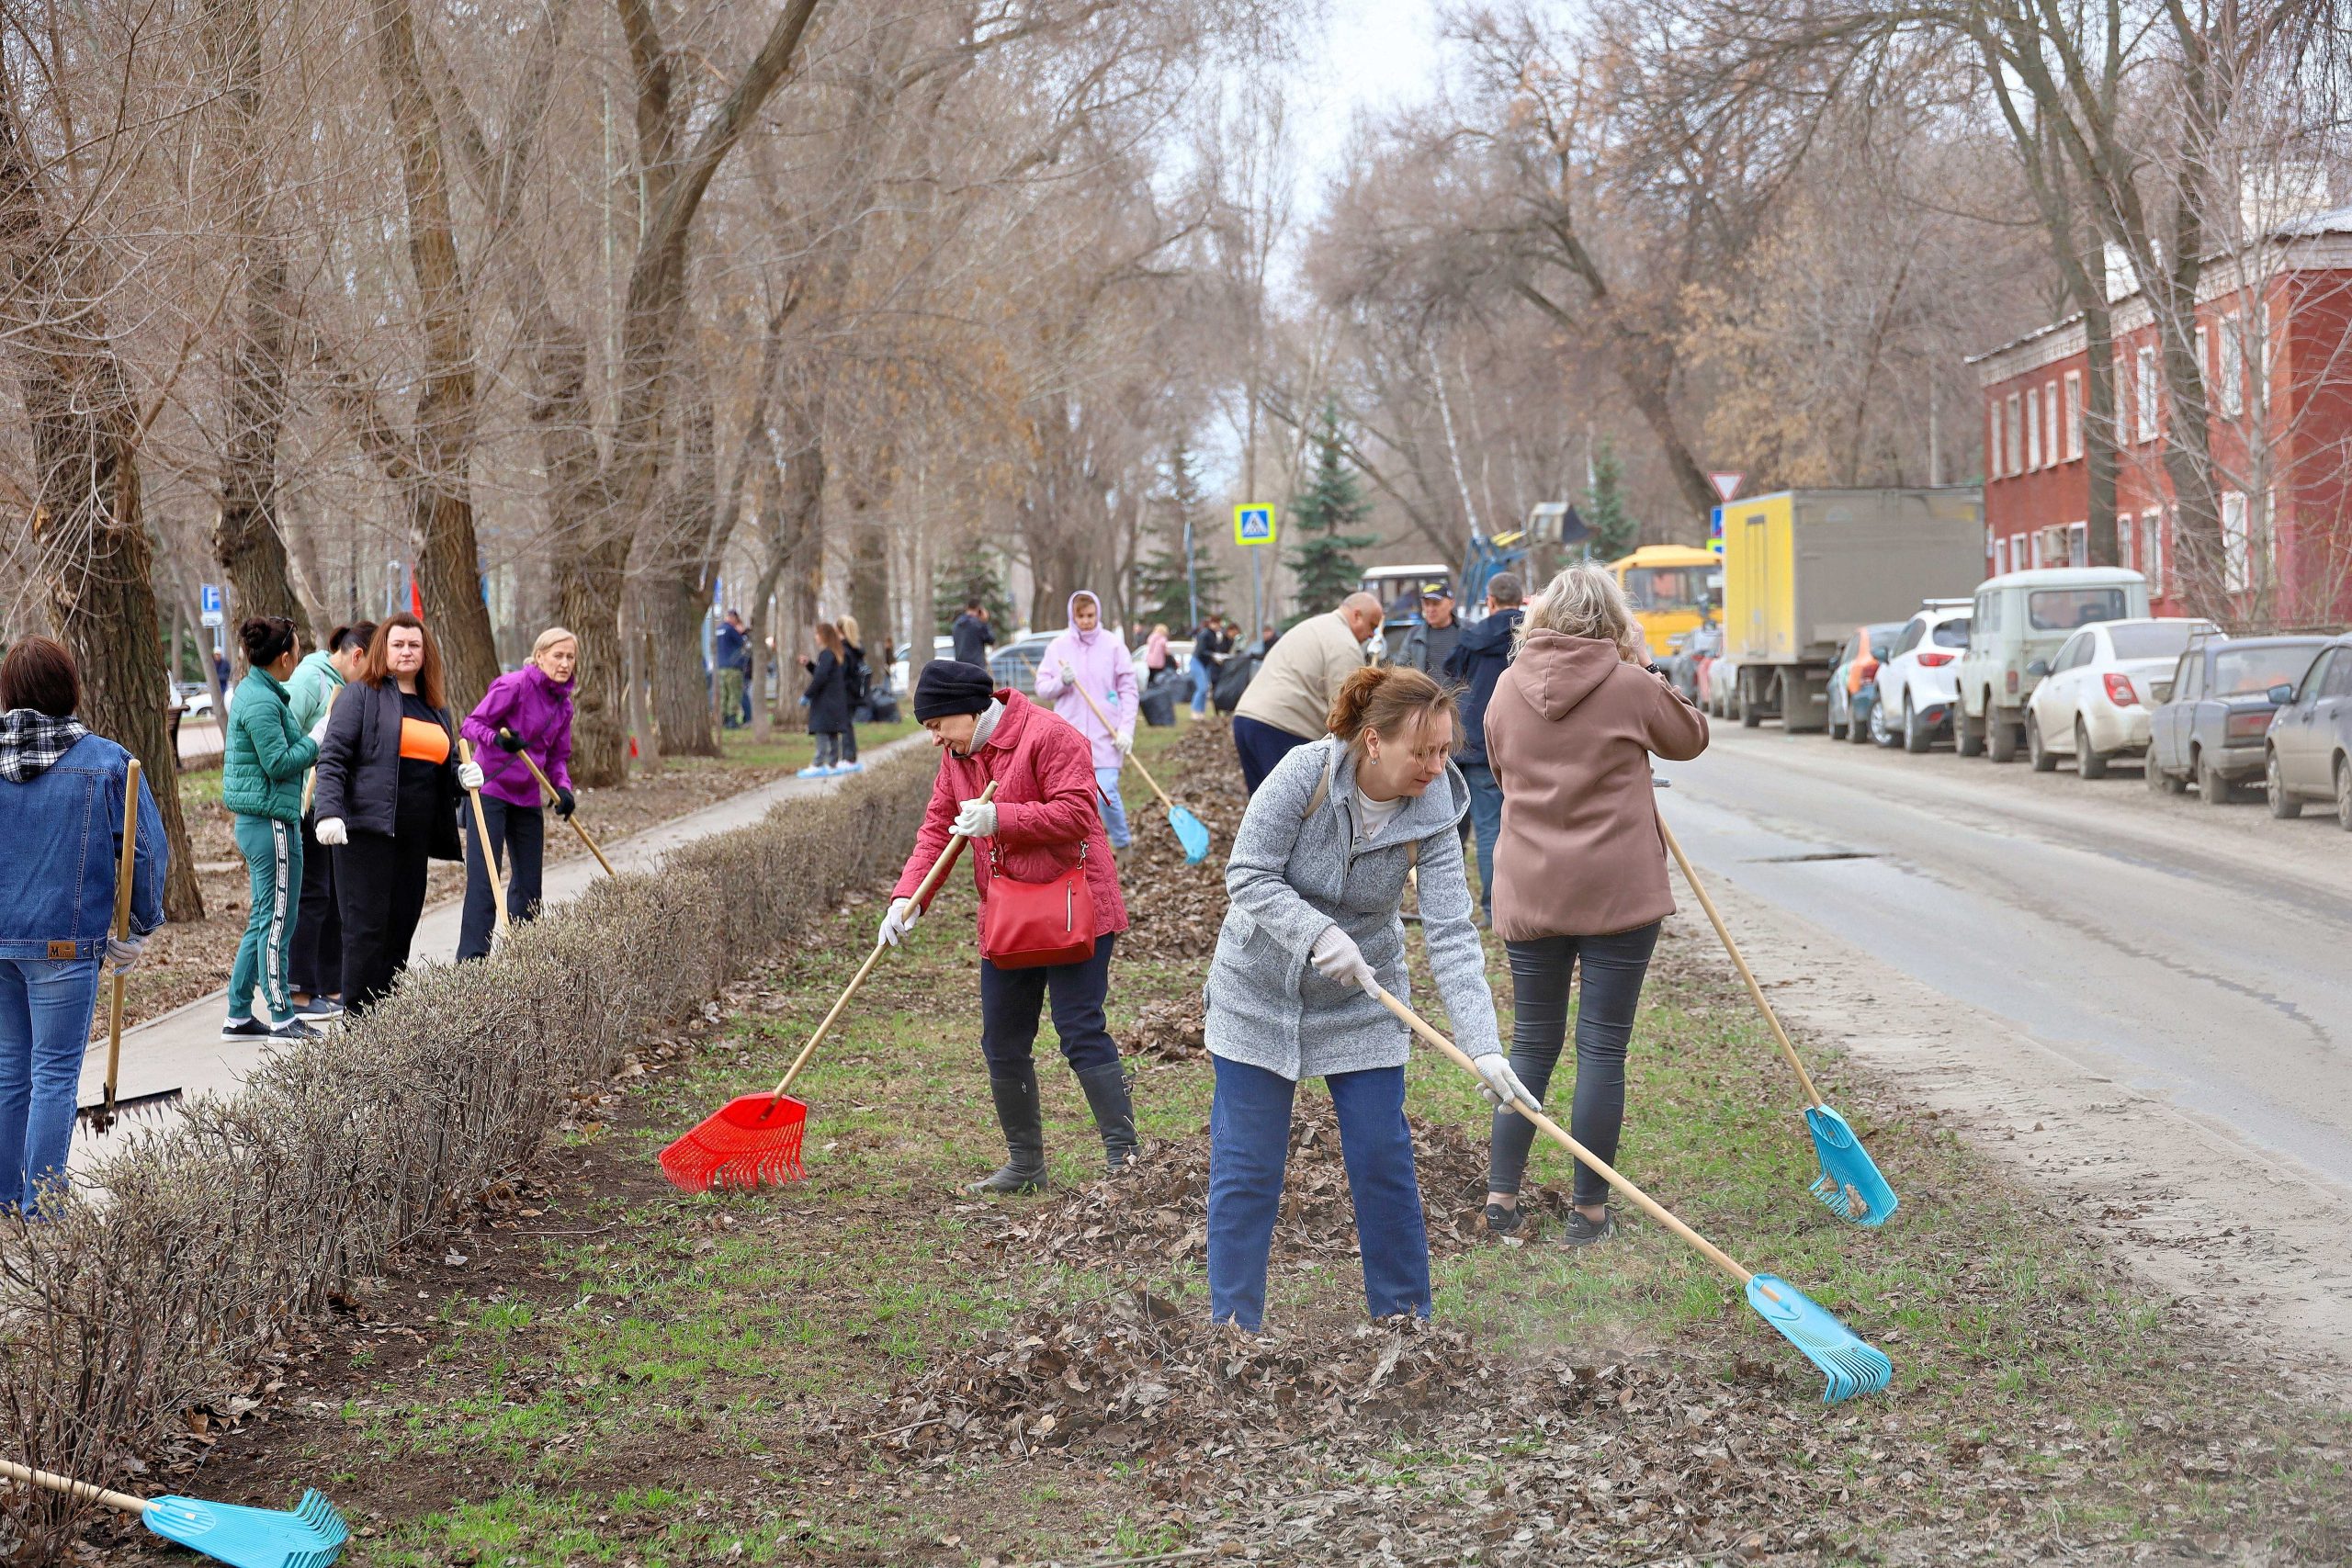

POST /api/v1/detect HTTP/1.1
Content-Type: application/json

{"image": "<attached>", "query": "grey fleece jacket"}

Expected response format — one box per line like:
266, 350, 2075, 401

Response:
1204, 736, 1502, 1080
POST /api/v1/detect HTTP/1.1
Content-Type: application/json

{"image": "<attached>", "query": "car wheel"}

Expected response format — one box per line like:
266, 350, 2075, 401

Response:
1987, 704, 2018, 762
2336, 758, 2352, 832
1903, 697, 1932, 753
2197, 750, 2234, 806
1738, 679, 1760, 728
2028, 714, 2056, 772
2267, 749, 2302, 818
1956, 708, 1984, 757
2075, 719, 2108, 779
1869, 694, 1894, 747
1827, 702, 1847, 740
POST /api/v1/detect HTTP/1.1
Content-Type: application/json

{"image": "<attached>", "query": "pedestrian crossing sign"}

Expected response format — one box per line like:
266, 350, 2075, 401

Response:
1234, 504, 1277, 547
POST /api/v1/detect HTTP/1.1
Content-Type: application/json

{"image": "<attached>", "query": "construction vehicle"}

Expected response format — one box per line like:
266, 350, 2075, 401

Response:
1608, 545, 1721, 657
1721, 488, 1985, 731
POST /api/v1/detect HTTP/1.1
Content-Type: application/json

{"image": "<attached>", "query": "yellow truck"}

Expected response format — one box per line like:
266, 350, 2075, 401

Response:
1608, 545, 1721, 656
1720, 488, 1984, 731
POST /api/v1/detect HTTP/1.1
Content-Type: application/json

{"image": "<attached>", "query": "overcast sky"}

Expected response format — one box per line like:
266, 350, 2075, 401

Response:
1288, 0, 1447, 209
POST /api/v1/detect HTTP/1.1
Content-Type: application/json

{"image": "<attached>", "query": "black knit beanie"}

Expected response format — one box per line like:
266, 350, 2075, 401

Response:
914, 660, 996, 721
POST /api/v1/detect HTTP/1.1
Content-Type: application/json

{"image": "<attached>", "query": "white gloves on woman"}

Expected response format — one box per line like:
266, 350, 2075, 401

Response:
1471, 1052, 1543, 1113
105, 934, 146, 975
458, 760, 485, 791
1309, 924, 1377, 996
1114, 728, 1135, 757
316, 818, 348, 846
950, 797, 997, 838
877, 897, 921, 948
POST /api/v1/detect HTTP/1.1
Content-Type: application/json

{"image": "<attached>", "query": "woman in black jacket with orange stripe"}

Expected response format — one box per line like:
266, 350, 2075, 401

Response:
312, 615, 481, 1012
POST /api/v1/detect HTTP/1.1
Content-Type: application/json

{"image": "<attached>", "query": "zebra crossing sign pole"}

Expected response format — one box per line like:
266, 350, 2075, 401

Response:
1234, 504, 1276, 642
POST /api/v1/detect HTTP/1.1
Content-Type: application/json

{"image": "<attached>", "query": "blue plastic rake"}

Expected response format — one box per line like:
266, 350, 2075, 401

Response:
1658, 817, 1899, 1226
0, 1459, 347, 1567
1375, 985, 1894, 1405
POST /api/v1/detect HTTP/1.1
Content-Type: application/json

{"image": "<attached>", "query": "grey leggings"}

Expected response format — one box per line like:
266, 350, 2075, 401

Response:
1487, 921, 1663, 1208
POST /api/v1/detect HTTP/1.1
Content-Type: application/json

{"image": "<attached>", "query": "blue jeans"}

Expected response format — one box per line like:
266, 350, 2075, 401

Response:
1093, 765, 1131, 849
228, 814, 300, 1024
1206, 1055, 1430, 1328
1458, 762, 1503, 924
1487, 922, 1662, 1208
1190, 657, 1213, 716
0, 957, 100, 1211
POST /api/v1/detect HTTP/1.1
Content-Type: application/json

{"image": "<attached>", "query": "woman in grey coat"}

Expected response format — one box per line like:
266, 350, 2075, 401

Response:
1204, 665, 1535, 1329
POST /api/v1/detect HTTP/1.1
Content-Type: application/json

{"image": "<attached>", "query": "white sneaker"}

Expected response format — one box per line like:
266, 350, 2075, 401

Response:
796, 763, 831, 779
834, 761, 863, 774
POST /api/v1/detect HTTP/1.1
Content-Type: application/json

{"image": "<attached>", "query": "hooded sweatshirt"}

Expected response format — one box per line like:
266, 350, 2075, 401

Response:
1483, 628, 1709, 939
1034, 591, 1138, 770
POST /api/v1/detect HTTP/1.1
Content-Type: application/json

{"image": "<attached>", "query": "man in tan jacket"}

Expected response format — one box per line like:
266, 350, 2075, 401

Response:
1232, 592, 1384, 793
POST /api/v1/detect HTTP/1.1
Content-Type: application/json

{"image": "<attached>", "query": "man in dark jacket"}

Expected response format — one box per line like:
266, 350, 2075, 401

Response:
1441, 572, 1524, 927
1397, 582, 1464, 679
951, 601, 996, 669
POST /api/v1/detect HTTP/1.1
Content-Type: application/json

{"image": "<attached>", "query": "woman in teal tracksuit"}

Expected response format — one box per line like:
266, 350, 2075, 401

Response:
221, 615, 326, 1041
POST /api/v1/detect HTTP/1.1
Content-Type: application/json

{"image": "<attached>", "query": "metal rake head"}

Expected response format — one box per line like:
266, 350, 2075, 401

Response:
1804, 1103, 1898, 1227
1745, 1274, 1894, 1404
76, 1087, 186, 1134
142, 1487, 348, 1568
658, 1093, 808, 1191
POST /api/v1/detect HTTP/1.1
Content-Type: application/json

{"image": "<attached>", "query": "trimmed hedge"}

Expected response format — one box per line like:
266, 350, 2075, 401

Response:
0, 751, 934, 1558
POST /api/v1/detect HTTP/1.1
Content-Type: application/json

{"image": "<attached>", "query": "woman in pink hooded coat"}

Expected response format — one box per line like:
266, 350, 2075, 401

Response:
1034, 591, 1140, 852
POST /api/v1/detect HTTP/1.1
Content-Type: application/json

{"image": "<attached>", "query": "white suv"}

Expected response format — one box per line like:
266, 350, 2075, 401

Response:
2025, 617, 2211, 778
1870, 602, 1973, 753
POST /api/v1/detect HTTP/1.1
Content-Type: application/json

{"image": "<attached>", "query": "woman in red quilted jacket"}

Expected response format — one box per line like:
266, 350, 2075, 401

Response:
882, 660, 1132, 1192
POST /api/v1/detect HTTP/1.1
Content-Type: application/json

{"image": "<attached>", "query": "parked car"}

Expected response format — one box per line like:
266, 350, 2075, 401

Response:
1665, 622, 1722, 705
987, 633, 1057, 693
2264, 635, 2352, 829
2023, 617, 2209, 777
1702, 653, 1738, 718
1958, 567, 2152, 761
174, 681, 214, 717
1870, 602, 1973, 752
1825, 622, 1903, 744
2147, 634, 2335, 803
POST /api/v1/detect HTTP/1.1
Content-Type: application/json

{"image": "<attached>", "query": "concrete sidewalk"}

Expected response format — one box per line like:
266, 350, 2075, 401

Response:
74, 738, 927, 1163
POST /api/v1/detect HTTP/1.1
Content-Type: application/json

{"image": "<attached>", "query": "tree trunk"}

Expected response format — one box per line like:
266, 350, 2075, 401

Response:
2082, 297, 2120, 567
0, 115, 203, 920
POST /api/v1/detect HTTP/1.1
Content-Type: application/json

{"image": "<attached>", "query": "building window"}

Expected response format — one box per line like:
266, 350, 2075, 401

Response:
1987, 403, 2004, 479
2136, 347, 2159, 443
2007, 391, 2023, 474
2119, 517, 2135, 570
2143, 512, 2165, 594
2068, 521, 2088, 568
2261, 487, 2277, 586
2219, 315, 2245, 418
2222, 491, 2249, 592
2044, 383, 2060, 467
1995, 535, 2010, 575
2026, 389, 2041, 469
2064, 370, 2084, 459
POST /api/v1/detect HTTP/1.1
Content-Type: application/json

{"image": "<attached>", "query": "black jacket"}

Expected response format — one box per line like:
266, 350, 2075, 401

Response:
1442, 608, 1522, 767
312, 678, 465, 859
950, 613, 995, 668
803, 649, 851, 733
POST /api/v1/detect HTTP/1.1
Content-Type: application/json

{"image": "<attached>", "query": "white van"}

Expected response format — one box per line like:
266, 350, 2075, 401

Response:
1956, 567, 2152, 761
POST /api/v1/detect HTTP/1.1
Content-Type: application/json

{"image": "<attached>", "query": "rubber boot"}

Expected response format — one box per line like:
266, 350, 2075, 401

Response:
970, 1067, 1048, 1194
1075, 1062, 1139, 1173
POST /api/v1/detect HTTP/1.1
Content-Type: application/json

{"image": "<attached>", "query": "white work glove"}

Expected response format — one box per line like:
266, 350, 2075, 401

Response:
950, 797, 997, 838
1471, 1051, 1543, 1113
1309, 924, 1378, 997
458, 760, 485, 791
104, 934, 146, 975
1057, 660, 1078, 683
306, 715, 329, 744
1114, 728, 1134, 758
877, 897, 922, 948
316, 818, 348, 846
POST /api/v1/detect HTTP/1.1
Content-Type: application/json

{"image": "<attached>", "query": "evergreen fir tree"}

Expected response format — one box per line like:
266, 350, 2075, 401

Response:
1283, 401, 1378, 623
1585, 439, 1639, 560
933, 539, 1014, 634
1135, 438, 1226, 630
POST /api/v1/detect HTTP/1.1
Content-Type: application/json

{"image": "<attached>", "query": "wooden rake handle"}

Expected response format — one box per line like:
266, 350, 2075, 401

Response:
99, 760, 141, 1123
1372, 984, 1752, 1288
0, 1456, 150, 1517
766, 780, 997, 1101
1062, 672, 1177, 814
511, 745, 615, 876
456, 739, 510, 940
1653, 812, 1825, 1110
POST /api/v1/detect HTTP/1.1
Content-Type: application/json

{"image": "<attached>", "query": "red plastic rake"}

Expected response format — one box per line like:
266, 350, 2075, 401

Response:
658, 783, 993, 1191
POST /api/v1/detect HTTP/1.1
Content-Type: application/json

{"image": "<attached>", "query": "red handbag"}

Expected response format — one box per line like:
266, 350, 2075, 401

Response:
980, 839, 1099, 969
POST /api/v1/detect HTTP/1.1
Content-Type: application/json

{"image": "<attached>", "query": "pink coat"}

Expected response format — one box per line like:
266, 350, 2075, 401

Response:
1033, 592, 1137, 770
894, 690, 1130, 943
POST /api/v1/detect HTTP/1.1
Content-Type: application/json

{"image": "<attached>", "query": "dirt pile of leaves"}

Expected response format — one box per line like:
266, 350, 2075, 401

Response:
1117, 992, 1204, 1059
971, 1100, 1564, 1275
1116, 718, 1247, 961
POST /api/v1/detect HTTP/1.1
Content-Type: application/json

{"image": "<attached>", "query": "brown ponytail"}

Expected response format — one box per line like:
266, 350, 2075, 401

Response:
1327, 664, 1459, 753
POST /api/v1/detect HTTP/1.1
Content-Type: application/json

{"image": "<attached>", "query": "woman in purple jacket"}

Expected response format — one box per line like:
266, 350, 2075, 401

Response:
456, 628, 578, 961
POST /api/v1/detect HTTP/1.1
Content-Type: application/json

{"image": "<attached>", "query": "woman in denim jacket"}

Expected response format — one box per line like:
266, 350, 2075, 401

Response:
0, 637, 167, 1211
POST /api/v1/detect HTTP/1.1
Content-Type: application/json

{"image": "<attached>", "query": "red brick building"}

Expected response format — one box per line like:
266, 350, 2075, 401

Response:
1971, 210, 2352, 626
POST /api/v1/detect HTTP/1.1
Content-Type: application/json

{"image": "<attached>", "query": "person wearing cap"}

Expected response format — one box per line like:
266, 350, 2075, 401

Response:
1231, 592, 1385, 795
1396, 582, 1464, 681
881, 660, 1135, 1193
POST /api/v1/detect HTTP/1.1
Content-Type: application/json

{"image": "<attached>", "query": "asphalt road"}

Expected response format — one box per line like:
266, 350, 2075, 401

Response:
1660, 723, 2352, 1375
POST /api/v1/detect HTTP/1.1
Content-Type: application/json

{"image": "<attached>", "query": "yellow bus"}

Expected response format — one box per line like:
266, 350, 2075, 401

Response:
1609, 545, 1721, 654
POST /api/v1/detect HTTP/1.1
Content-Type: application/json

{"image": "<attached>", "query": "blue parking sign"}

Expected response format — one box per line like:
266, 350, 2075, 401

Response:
1233, 504, 1277, 547
199, 582, 224, 627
